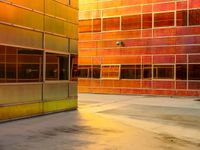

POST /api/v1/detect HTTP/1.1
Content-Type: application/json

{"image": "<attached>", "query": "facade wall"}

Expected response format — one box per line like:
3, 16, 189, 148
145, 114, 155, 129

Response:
78, 0, 200, 97
0, 0, 78, 121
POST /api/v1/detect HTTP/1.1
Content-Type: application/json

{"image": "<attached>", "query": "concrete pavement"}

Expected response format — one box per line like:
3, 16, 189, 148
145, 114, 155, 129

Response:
0, 93, 200, 150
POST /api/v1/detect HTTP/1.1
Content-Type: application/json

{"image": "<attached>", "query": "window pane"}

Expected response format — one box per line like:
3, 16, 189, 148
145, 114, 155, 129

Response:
78, 65, 91, 78
103, 17, 120, 31
93, 65, 100, 78
189, 64, 200, 80
0, 64, 5, 82
142, 65, 152, 79
59, 56, 69, 80
189, 9, 200, 25
71, 55, 78, 81
18, 64, 40, 82
18, 49, 43, 82
176, 64, 187, 80
46, 53, 59, 80
143, 14, 152, 29
154, 65, 174, 79
177, 10, 187, 26
122, 15, 141, 30
102, 65, 120, 79
154, 12, 174, 27
121, 65, 141, 79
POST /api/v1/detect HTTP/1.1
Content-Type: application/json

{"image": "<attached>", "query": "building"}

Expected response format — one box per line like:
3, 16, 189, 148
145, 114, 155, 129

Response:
78, 0, 200, 97
0, 0, 78, 121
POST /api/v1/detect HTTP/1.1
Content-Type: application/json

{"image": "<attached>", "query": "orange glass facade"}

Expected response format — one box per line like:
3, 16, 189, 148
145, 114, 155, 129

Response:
79, 0, 200, 96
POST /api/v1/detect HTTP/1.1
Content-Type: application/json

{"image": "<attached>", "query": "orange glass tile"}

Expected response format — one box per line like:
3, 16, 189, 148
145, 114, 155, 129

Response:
189, 55, 200, 63
153, 55, 175, 63
143, 4, 152, 13
176, 1, 187, 10
189, 0, 200, 9
78, 57, 92, 65
154, 2, 175, 12
176, 81, 187, 89
154, 28, 176, 37
142, 56, 152, 64
122, 15, 141, 30
153, 81, 175, 89
176, 55, 187, 63
103, 17, 120, 31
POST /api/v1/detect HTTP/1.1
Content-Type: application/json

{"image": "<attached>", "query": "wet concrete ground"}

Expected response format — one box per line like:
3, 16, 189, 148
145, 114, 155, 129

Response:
0, 93, 200, 150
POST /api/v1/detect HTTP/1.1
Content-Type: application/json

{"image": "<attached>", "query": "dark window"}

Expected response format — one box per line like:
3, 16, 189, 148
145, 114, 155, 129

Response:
189, 9, 200, 25
101, 65, 120, 79
177, 10, 187, 26
103, 17, 120, 31
46, 53, 59, 80
78, 65, 91, 78
0, 64, 5, 82
142, 65, 152, 79
71, 55, 78, 81
18, 49, 43, 82
79, 19, 92, 33
59, 56, 69, 80
93, 19, 101, 32
46, 53, 69, 80
121, 65, 141, 79
143, 13, 152, 29
122, 15, 141, 30
176, 64, 187, 80
189, 64, 200, 80
154, 12, 174, 27
92, 65, 100, 78
153, 65, 174, 79
0, 46, 5, 82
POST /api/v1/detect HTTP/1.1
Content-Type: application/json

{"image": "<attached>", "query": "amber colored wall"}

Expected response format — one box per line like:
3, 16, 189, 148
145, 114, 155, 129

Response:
78, 0, 200, 97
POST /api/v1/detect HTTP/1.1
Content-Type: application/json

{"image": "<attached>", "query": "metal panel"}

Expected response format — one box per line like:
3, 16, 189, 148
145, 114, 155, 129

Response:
69, 82, 77, 97
8, 0, 44, 12
65, 23, 78, 39
0, 83, 42, 105
0, 24, 43, 48
43, 82, 69, 101
45, 16, 65, 35
0, 3, 43, 30
45, 34, 68, 51
69, 39, 78, 53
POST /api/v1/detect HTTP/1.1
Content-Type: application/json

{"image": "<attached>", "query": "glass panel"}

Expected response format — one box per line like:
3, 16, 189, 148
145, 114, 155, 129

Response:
79, 19, 92, 33
46, 53, 59, 80
153, 65, 174, 79
189, 64, 200, 80
121, 65, 141, 79
69, 39, 78, 53
93, 65, 100, 78
142, 65, 152, 79
78, 65, 91, 78
103, 17, 120, 31
18, 49, 43, 82
0, 64, 5, 82
177, 10, 187, 26
101, 65, 120, 79
189, 9, 200, 25
154, 12, 174, 27
143, 13, 152, 29
59, 56, 69, 80
18, 64, 40, 82
45, 34, 68, 51
93, 18, 101, 32
71, 55, 78, 81
122, 15, 141, 30
176, 64, 187, 80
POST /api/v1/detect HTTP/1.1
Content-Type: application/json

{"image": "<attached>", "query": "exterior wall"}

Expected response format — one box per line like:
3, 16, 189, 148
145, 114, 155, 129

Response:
0, 0, 78, 121
78, 0, 200, 97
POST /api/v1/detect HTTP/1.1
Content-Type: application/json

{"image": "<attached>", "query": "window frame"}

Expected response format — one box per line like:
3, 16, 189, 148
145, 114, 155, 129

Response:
101, 64, 121, 80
